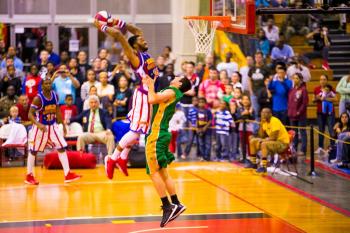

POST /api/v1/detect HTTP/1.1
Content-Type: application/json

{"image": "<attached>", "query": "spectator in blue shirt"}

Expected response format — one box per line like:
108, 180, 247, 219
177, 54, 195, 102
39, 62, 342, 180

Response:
270, 35, 294, 66
268, 65, 292, 124
255, 29, 270, 58
38, 41, 60, 66
0, 46, 23, 71
197, 97, 213, 161
181, 97, 199, 159
215, 100, 234, 161
51, 64, 80, 105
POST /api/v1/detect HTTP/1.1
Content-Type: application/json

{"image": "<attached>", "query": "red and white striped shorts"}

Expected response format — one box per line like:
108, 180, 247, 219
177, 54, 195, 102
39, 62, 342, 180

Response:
127, 89, 152, 134
28, 123, 67, 152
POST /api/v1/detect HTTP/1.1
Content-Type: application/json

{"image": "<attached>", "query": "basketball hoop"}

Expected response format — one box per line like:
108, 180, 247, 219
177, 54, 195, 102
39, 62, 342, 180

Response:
184, 16, 231, 55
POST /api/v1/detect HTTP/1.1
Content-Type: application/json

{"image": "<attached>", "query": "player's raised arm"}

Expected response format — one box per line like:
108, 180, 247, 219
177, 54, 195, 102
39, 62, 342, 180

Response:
143, 75, 174, 104
110, 18, 143, 36
93, 20, 140, 68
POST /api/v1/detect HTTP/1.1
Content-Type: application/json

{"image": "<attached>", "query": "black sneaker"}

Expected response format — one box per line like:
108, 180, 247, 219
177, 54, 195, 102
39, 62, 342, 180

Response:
169, 203, 186, 222
244, 162, 257, 169
160, 204, 177, 228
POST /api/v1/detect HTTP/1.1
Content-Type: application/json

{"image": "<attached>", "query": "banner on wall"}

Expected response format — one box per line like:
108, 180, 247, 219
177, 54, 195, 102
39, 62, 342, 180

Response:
214, 30, 247, 68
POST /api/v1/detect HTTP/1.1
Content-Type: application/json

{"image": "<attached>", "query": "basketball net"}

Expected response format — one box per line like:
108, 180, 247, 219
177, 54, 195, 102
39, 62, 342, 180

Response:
185, 18, 220, 55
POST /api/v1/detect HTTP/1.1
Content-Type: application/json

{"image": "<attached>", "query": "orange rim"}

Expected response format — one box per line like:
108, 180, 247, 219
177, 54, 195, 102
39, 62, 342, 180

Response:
183, 16, 231, 28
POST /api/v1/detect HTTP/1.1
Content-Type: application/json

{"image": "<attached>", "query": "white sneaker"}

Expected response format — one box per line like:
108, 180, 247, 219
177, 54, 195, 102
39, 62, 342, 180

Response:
314, 147, 323, 154
330, 158, 339, 164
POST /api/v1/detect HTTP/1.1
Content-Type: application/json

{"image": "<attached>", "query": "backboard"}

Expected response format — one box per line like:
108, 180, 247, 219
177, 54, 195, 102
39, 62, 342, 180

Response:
210, 0, 255, 34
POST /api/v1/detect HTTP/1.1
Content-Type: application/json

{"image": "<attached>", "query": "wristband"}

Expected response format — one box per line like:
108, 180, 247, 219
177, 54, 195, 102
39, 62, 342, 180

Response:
100, 24, 108, 33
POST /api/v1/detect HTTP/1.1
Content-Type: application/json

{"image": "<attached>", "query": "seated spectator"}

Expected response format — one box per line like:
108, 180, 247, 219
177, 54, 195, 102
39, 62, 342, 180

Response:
216, 52, 238, 77
313, 74, 337, 154
270, 35, 295, 66
231, 71, 243, 89
83, 86, 98, 111
8, 105, 21, 123
51, 64, 80, 105
156, 55, 166, 78
199, 66, 224, 107
81, 69, 100, 101
92, 58, 102, 76
219, 70, 229, 86
45, 61, 56, 80
0, 57, 24, 80
197, 97, 212, 161
268, 65, 292, 124
16, 95, 31, 126
60, 95, 78, 125
271, 0, 287, 7
214, 100, 234, 161
77, 50, 91, 79
332, 112, 350, 165
0, 46, 23, 71
109, 60, 132, 90
336, 74, 350, 116
114, 75, 132, 118
60, 51, 70, 66
284, 14, 310, 42
247, 108, 290, 173
96, 71, 115, 108
0, 85, 18, 118
71, 95, 115, 156
304, 26, 331, 70
162, 46, 176, 66
255, 29, 270, 58
0, 64, 22, 96
256, 0, 269, 8
287, 73, 308, 155
22, 64, 42, 104
38, 41, 60, 66
263, 18, 279, 49
287, 56, 311, 83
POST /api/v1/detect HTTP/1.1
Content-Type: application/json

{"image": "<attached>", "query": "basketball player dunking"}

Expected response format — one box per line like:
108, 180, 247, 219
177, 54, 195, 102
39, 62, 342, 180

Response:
25, 77, 82, 185
94, 17, 159, 179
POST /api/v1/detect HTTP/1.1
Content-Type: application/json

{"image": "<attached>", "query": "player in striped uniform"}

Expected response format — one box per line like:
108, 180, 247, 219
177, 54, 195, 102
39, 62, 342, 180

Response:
25, 78, 81, 185
94, 17, 159, 179
143, 75, 191, 228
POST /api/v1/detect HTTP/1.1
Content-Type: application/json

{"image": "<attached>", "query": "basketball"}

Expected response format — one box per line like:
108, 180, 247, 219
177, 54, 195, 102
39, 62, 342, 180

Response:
94, 10, 113, 26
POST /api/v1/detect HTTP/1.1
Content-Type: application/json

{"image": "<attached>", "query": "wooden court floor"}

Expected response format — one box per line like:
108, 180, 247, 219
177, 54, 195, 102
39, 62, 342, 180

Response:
0, 162, 349, 233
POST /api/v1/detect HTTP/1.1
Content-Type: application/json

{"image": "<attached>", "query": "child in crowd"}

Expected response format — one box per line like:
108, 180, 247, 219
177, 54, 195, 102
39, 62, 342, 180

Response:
222, 84, 234, 104
83, 86, 98, 110
229, 100, 239, 161
197, 98, 213, 161
319, 84, 336, 115
214, 100, 234, 161
8, 105, 21, 124
181, 97, 199, 159
230, 87, 243, 112
60, 94, 78, 125
236, 94, 255, 158
169, 104, 187, 155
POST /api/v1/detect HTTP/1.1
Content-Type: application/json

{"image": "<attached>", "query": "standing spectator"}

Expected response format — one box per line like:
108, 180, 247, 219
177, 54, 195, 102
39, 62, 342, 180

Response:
38, 50, 49, 80
162, 46, 176, 66
114, 75, 132, 118
268, 65, 292, 124
284, 14, 310, 42
0, 64, 22, 96
0, 85, 18, 118
38, 41, 60, 66
60, 94, 78, 124
60, 51, 70, 66
219, 70, 229, 86
81, 69, 99, 101
201, 54, 214, 82
332, 112, 350, 164
313, 74, 337, 154
96, 71, 115, 108
156, 55, 166, 78
0, 46, 23, 71
157, 63, 175, 91
98, 48, 112, 69
51, 64, 80, 105
263, 18, 279, 49
240, 56, 254, 92
0, 57, 24, 80
199, 66, 225, 107
336, 74, 350, 116
270, 35, 295, 65
214, 100, 234, 161
77, 50, 91, 79
255, 29, 270, 58
168, 104, 186, 154
287, 56, 311, 83
92, 58, 102, 76
197, 98, 213, 161
22, 64, 42, 104
248, 52, 271, 117
45, 62, 56, 80
257, 78, 272, 111
231, 71, 243, 90
222, 84, 234, 104
288, 73, 308, 155
305, 26, 331, 70
83, 86, 98, 111
216, 52, 239, 77
16, 95, 31, 126
68, 58, 84, 111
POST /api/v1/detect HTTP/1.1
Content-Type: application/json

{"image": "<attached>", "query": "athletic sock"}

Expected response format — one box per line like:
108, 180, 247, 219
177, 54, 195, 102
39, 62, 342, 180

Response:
161, 196, 171, 207
170, 194, 180, 205
250, 155, 257, 164
120, 147, 131, 160
261, 158, 267, 168
27, 152, 35, 175
58, 151, 70, 176
111, 148, 121, 161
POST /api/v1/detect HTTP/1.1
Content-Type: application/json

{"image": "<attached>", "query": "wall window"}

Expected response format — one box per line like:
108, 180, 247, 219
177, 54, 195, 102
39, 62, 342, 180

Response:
0, 0, 8, 14
137, 0, 170, 14
57, 0, 90, 14
97, 0, 130, 14
14, 0, 49, 14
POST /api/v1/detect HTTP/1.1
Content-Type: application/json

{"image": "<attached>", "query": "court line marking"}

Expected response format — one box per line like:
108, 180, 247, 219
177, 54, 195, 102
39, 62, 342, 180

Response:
186, 170, 306, 233
0, 212, 264, 224
0, 178, 201, 191
129, 226, 209, 233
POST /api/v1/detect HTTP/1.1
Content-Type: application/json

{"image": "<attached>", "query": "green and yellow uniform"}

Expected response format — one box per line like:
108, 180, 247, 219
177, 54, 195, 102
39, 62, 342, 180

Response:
145, 87, 183, 174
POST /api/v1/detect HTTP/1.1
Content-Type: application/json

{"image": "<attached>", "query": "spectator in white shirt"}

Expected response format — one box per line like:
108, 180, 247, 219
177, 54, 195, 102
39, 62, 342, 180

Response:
240, 56, 254, 92
217, 52, 239, 78
96, 71, 114, 108
81, 69, 100, 101
287, 56, 311, 83
263, 18, 279, 48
